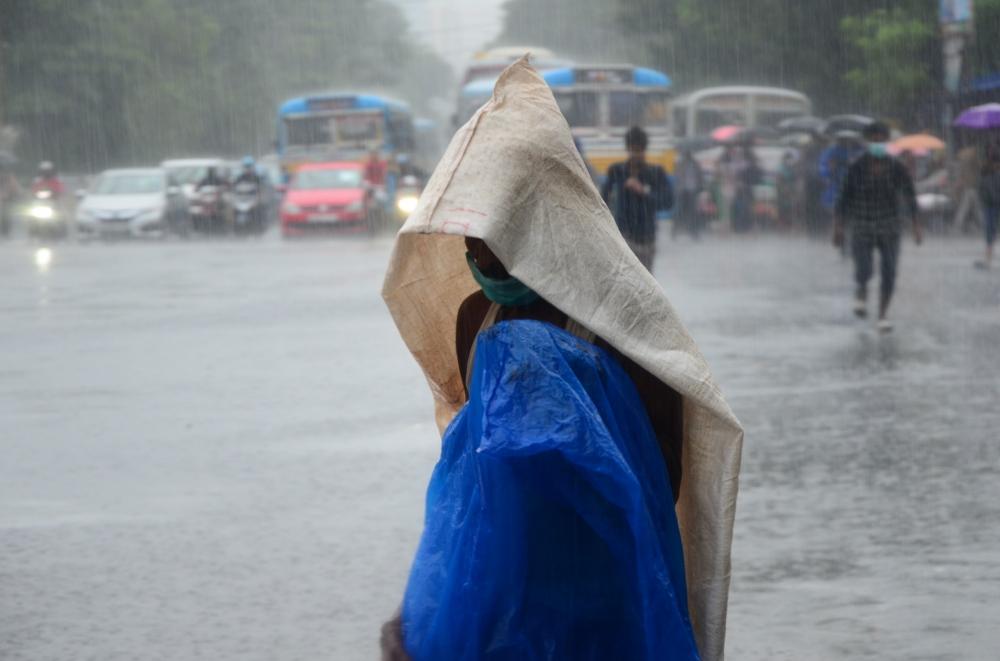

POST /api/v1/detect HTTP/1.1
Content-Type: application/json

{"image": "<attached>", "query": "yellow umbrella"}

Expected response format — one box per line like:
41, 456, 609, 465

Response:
889, 133, 946, 156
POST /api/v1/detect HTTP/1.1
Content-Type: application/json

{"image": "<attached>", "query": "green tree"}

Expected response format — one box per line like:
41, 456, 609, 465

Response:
494, 0, 630, 62
840, 7, 937, 121
0, 0, 453, 170
966, 0, 1000, 79
616, 0, 941, 122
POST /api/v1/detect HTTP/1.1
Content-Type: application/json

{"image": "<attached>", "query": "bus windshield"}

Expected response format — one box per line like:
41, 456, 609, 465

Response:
285, 116, 334, 149
674, 88, 812, 138
609, 91, 670, 128
553, 91, 599, 128
336, 113, 381, 143
284, 112, 383, 150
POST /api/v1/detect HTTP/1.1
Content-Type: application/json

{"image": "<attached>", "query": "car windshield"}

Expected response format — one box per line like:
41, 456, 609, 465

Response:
293, 168, 362, 190
92, 173, 164, 195
167, 165, 211, 185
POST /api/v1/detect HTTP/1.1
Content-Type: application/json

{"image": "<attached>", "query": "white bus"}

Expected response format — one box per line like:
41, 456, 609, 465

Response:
671, 86, 812, 138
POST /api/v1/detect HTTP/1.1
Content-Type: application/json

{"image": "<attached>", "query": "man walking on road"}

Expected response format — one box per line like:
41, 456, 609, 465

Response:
601, 126, 673, 272
834, 121, 922, 333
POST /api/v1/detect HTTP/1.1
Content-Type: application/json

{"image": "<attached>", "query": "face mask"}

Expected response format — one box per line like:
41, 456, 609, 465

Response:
466, 252, 540, 307
868, 142, 890, 158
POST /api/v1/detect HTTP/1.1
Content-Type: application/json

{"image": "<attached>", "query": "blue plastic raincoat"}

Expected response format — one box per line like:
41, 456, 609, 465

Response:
401, 320, 700, 660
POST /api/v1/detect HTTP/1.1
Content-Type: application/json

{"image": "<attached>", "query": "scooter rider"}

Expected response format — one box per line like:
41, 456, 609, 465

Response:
32, 161, 65, 199
196, 165, 229, 191
233, 156, 262, 188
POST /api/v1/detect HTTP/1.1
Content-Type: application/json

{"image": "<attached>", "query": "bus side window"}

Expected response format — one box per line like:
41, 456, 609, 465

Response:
672, 107, 688, 138
389, 112, 416, 152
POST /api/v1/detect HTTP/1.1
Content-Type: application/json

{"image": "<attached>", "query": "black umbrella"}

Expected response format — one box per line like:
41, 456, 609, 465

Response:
823, 114, 875, 136
675, 136, 717, 153
778, 116, 827, 135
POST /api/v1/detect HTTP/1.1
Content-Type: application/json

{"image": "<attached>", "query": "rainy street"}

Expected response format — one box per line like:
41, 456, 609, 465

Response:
1, 232, 998, 660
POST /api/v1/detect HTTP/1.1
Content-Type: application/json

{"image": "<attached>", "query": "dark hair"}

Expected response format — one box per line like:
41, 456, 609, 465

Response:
625, 126, 648, 151
862, 120, 890, 141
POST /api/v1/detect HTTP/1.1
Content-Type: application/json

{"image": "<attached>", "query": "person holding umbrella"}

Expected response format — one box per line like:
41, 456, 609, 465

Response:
953, 103, 1000, 268
976, 149, 1000, 269
819, 131, 863, 238
833, 121, 922, 333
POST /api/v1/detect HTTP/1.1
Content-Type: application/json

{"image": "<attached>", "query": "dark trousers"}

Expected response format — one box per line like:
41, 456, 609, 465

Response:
985, 205, 998, 246
675, 191, 701, 237
853, 231, 900, 301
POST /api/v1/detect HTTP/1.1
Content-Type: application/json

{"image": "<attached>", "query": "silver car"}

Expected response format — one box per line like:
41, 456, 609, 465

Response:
76, 168, 190, 238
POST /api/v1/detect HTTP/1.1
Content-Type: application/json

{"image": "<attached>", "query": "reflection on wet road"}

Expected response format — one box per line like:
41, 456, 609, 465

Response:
1, 233, 998, 659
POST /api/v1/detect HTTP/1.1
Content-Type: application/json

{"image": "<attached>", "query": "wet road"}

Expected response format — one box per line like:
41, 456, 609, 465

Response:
1, 231, 998, 660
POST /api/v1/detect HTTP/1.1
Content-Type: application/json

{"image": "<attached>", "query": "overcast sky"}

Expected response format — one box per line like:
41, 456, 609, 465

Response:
388, 0, 508, 70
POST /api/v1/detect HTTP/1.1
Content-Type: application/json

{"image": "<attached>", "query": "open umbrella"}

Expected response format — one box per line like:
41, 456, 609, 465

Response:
778, 116, 826, 135
888, 134, 946, 156
675, 135, 717, 153
710, 125, 747, 143
954, 103, 1000, 130
824, 114, 875, 136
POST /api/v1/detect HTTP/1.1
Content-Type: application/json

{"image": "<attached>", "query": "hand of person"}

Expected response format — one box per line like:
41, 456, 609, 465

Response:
625, 176, 646, 195
380, 610, 410, 661
832, 223, 845, 249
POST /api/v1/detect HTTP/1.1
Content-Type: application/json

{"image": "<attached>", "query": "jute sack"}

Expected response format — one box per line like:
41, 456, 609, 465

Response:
382, 57, 743, 661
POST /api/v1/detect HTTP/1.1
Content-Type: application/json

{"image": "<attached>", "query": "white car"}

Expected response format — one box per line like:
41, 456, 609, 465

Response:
161, 157, 228, 201
76, 168, 189, 238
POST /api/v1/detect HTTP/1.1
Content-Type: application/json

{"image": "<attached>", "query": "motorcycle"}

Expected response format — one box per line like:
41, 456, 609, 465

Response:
191, 185, 227, 233
231, 180, 265, 236
24, 189, 68, 240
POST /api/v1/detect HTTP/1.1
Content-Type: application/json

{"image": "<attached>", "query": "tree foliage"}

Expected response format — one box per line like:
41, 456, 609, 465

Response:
840, 7, 937, 120
0, 0, 454, 170
493, 0, 630, 62
497, 0, 954, 124
967, 0, 1000, 79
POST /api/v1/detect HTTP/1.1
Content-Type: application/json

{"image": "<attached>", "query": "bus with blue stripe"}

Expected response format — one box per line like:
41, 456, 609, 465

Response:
542, 66, 674, 178
275, 93, 416, 173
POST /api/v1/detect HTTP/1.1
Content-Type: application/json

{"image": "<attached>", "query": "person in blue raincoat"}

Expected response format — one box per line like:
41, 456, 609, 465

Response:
381, 58, 743, 661
819, 131, 863, 234
381, 236, 697, 661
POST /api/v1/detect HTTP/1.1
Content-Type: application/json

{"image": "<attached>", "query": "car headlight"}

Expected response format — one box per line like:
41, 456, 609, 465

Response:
396, 195, 419, 214
282, 203, 301, 214
28, 205, 55, 220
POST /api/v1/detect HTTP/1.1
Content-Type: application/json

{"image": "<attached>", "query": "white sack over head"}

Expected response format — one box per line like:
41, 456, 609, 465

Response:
382, 57, 743, 661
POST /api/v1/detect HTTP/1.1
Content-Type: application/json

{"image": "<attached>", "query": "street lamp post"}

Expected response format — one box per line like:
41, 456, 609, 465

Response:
940, 0, 975, 163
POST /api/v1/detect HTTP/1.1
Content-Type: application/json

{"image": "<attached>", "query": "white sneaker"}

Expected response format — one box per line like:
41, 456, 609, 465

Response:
853, 298, 867, 318
877, 319, 893, 334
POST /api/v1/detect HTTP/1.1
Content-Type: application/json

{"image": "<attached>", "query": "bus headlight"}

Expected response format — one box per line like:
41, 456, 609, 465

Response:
396, 195, 419, 215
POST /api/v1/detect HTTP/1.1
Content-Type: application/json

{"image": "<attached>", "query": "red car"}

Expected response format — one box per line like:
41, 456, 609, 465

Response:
280, 162, 374, 237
